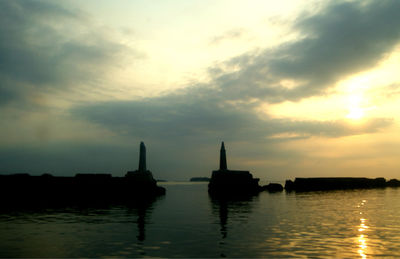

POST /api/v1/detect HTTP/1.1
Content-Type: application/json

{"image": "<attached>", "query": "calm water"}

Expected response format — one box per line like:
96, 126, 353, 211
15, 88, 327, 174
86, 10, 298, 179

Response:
1, 182, 400, 258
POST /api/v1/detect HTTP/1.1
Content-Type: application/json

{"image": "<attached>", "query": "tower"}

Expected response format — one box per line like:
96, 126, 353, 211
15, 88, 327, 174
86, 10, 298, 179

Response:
125, 142, 166, 196
219, 141, 227, 170
138, 141, 147, 172
210, 141, 260, 196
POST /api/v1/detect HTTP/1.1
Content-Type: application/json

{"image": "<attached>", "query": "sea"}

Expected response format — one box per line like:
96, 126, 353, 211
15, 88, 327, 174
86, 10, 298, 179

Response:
1, 182, 400, 258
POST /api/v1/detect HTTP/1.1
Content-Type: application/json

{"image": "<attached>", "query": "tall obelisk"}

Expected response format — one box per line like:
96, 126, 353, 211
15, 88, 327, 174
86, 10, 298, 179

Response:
138, 141, 147, 172
219, 141, 227, 170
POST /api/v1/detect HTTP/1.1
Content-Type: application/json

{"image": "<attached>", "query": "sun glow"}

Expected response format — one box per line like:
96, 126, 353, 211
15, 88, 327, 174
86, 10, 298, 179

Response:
347, 107, 364, 120
346, 95, 365, 120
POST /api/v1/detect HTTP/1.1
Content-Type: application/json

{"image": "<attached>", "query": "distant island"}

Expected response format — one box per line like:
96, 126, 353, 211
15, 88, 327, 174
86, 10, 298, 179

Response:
190, 177, 210, 182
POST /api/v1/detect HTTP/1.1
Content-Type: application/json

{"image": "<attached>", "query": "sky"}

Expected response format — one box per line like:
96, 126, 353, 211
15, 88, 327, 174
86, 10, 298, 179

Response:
1, 0, 400, 181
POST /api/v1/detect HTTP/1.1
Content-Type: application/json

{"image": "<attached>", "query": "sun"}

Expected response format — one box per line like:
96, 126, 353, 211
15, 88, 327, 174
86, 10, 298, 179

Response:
346, 94, 365, 120
346, 106, 364, 120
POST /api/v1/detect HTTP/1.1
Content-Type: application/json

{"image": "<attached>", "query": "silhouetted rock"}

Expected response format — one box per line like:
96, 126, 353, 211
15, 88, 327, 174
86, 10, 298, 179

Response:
208, 142, 261, 196
190, 177, 210, 182
284, 177, 391, 192
387, 179, 400, 187
284, 180, 295, 192
261, 183, 284, 192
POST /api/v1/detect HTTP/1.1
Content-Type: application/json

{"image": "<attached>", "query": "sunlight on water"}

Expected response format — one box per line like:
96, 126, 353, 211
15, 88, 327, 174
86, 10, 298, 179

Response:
356, 199, 370, 258
358, 234, 367, 259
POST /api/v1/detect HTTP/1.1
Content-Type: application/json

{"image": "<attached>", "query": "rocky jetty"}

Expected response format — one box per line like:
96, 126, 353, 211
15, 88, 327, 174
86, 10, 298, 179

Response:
261, 183, 284, 192
0, 142, 165, 206
208, 142, 261, 196
387, 179, 400, 187
285, 177, 400, 192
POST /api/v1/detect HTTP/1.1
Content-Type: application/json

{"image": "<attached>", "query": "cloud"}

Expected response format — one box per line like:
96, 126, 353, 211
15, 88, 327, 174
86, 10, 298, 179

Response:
2, 0, 399, 179
73, 0, 400, 142
371, 82, 400, 100
69, 0, 398, 179
212, 0, 400, 102
209, 28, 246, 45
0, 0, 139, 107
74, 91, 392, 142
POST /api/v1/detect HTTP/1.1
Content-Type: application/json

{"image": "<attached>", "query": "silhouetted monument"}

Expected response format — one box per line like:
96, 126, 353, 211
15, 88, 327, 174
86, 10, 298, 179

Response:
126, 141, 153, 176
139, 142, 146, 172
125, 142, 165, 195
220, 142, 227, 170
208, 142, 261, 196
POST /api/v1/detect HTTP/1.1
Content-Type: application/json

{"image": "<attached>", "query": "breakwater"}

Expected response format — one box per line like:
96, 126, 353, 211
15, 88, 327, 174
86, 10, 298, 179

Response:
0, 173, 165, 206
285, 177, 400, 192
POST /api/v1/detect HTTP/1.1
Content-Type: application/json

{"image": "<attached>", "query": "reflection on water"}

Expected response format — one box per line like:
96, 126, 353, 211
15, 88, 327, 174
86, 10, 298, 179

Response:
358, 234, 367, 259
357, 199, 369, 258
125, 200, 155, 242
0, 197, 161, 258
210, 196, 254, 239
1, 184, 400, 257
210, 195, 255, 257
216, 200, 228, 239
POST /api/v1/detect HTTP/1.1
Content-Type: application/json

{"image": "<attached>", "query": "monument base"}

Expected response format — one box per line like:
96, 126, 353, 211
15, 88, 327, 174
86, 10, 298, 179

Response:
208, 170, 261, 196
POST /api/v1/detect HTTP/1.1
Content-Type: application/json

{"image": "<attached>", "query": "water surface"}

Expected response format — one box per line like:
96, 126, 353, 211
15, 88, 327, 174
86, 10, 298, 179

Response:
1, 182, 400, 257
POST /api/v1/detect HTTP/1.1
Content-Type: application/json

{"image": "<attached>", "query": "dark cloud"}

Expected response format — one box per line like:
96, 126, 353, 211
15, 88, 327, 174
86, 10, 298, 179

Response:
74, 93, 392, 142
0, 78, 19, 105
213, 0, 400, 102
0, 0, 137, 106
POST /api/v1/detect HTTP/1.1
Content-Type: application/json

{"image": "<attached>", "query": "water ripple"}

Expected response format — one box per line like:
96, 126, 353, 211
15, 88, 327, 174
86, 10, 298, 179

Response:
1, 184, 400, 257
